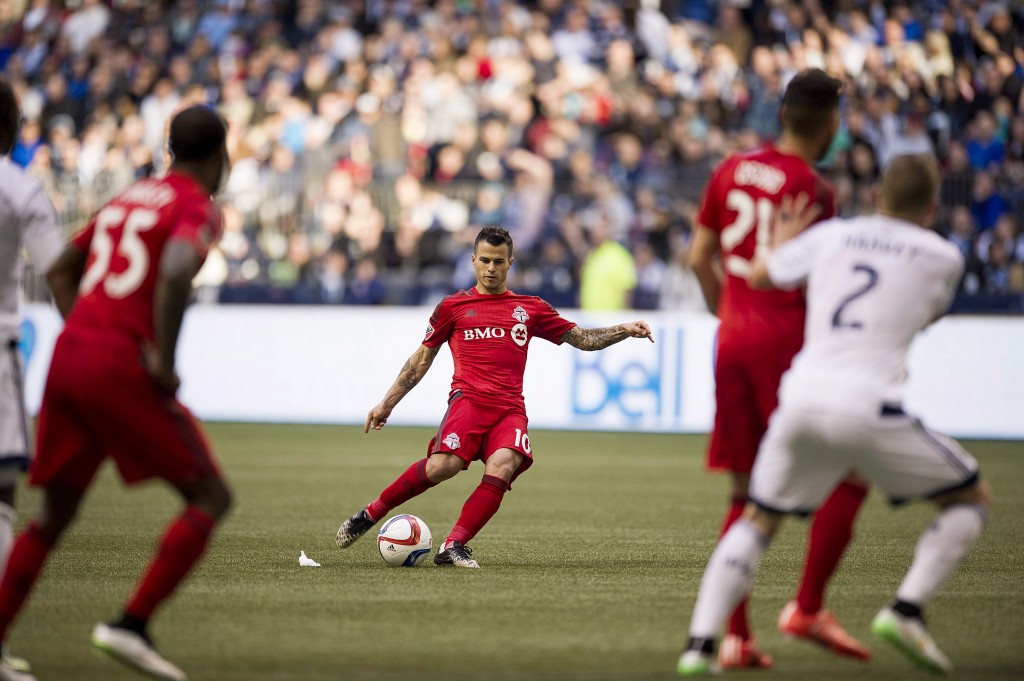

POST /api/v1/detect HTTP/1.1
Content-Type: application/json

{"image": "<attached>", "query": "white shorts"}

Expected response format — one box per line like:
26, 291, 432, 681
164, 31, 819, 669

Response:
750, 404, 979, 514
0, 340, 30, 470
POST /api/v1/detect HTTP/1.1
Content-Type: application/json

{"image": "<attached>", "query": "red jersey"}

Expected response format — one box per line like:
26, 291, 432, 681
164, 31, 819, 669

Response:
68, 173, 222, 346
423, 288, 576, 407
697, 146, 835, 352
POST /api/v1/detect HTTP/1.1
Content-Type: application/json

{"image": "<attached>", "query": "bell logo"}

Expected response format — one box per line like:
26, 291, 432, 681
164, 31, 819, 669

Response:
463, 327, 506, 340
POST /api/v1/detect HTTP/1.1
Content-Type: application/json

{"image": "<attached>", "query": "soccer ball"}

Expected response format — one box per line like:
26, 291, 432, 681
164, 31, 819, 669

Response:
377, 514, 433, 567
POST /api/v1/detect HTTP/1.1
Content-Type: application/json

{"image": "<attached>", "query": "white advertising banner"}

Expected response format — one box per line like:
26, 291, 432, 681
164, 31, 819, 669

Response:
17, 303, 1024, 439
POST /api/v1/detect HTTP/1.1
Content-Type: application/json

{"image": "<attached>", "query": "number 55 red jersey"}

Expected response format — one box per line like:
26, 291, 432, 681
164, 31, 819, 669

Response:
67, 173, 222, 347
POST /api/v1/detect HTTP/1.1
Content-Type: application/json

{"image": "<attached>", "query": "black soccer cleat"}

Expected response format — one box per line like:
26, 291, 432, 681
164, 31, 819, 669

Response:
434, 541, 480, 568
335, 509, 377, 548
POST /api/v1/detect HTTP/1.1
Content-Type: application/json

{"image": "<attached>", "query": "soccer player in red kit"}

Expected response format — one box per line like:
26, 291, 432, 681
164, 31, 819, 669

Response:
688, 69, 870, 668
0, 106, 232, 681
335, 226, 654, 568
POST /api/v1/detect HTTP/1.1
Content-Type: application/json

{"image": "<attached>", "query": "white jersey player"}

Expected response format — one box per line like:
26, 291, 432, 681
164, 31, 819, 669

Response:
678, 154, 992, 677
0, 79, 62, 577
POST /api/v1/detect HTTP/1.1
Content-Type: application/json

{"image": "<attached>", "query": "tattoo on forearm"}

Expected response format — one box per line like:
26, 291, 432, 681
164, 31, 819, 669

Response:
562, 326, 626, 351
395, 359, 420, 393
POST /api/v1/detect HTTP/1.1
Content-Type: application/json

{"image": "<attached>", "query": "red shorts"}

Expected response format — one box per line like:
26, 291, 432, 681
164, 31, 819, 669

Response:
707, 346, 793, 474
30, 330, 221, 492
427, 391, 534, 484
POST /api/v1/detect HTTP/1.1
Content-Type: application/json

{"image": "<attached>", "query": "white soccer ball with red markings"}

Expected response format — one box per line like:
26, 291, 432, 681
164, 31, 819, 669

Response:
377, 514, 432, 567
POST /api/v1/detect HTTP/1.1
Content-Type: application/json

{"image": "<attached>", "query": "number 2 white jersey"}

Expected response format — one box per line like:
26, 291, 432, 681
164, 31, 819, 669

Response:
766, 215, 964, 414
0, 158, 62, 339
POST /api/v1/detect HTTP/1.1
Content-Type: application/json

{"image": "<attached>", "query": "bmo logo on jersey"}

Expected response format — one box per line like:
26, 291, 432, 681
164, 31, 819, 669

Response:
463, 325, 530, 347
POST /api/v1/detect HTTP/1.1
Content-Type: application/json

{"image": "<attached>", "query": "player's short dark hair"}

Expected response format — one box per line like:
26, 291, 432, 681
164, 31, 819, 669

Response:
781, 69, 842, 137
0, 78, 19, 156
475, 226, 514, 255
168, 105, 227, 162
881, 154, 940, 216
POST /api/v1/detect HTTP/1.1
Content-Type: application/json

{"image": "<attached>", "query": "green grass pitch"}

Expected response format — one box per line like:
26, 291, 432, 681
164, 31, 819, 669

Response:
10, 424, 1024, 680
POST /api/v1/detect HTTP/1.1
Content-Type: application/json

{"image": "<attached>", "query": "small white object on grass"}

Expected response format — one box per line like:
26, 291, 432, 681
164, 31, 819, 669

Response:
299, 550, 321, 567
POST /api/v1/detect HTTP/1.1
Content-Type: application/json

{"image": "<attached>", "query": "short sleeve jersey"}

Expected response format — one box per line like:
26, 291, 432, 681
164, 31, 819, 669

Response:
67, 173, 222, 346
767, 215, 964, 409
0, 159, 63, 338
423, 288, 577, 407
697, 146, 835, 352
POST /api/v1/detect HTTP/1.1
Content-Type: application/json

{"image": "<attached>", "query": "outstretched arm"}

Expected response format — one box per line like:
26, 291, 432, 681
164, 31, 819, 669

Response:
561, 321, 654, 351
365, 343, 442, 432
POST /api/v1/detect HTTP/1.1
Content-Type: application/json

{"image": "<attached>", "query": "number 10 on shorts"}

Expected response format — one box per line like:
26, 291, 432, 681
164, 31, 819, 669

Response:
514, 428, 532, 454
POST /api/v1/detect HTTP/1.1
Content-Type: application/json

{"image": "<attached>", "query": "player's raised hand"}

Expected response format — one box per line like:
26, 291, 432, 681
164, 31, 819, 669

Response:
624, 321, 655, 343
365, 403, 393, 433
142, 341, 181, 394
773, 192, 822, 247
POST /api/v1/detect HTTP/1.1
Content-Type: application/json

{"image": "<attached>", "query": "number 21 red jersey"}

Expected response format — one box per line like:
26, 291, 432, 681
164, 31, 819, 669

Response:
67, 173, 222, 347
697, 145, 835, 352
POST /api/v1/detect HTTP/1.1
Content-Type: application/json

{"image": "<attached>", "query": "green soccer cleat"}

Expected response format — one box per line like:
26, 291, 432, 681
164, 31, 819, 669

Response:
871, 607, 952, 674
0, 646, 35, 681
0, 647, 30, 674
676, 650, 720, 677
92, 623, 187, 681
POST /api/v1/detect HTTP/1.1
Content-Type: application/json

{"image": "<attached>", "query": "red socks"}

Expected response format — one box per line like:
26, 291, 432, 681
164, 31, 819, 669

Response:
445, 475, 510, 547
0, 523, 54, 641
719, 496, 746, 539
720, 496, 751, 640
366, 459, 438, 522
797, 479, 868, 614
125, 507, 216, 621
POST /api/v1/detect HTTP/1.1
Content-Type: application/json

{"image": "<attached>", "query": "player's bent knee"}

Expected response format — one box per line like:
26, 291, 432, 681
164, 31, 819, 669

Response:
180, 475, 233, 520
729, 473, 750, 500
425, 454, 463, 482
38, 485, 84, 539
936, 478, 992, 512
483, 448, 524, 482
742, 503, 783, 538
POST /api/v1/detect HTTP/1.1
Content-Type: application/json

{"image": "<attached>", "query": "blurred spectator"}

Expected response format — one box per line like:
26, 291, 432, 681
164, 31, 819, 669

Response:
659, 236, 705, 312
631, 241, 666, 310
62, 0, 110, 55
579, 220, 636, 311
967, 111, 1005, 171
971, 170, 1008, 231
345, 257, 388, 305
317, 250, 348, 305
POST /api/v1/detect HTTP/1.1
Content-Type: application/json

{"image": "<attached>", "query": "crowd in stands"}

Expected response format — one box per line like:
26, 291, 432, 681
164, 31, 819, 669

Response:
5, 0, 1024, 312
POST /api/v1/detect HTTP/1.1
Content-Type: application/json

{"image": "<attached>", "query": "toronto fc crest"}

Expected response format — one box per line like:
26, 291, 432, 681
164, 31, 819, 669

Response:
512, 305, 530, 323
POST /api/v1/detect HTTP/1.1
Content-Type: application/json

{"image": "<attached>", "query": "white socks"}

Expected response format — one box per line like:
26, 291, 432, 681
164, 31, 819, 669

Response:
689, 520, 768, 640
0, 502, 14, 571
897, 504, 987, 607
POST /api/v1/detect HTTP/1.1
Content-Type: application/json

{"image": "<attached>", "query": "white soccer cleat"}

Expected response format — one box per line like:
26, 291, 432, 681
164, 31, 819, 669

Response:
433, 541, 480, 568
0, 652, 35, 681
871, 607, 952, 674
91, 623, 188, 681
